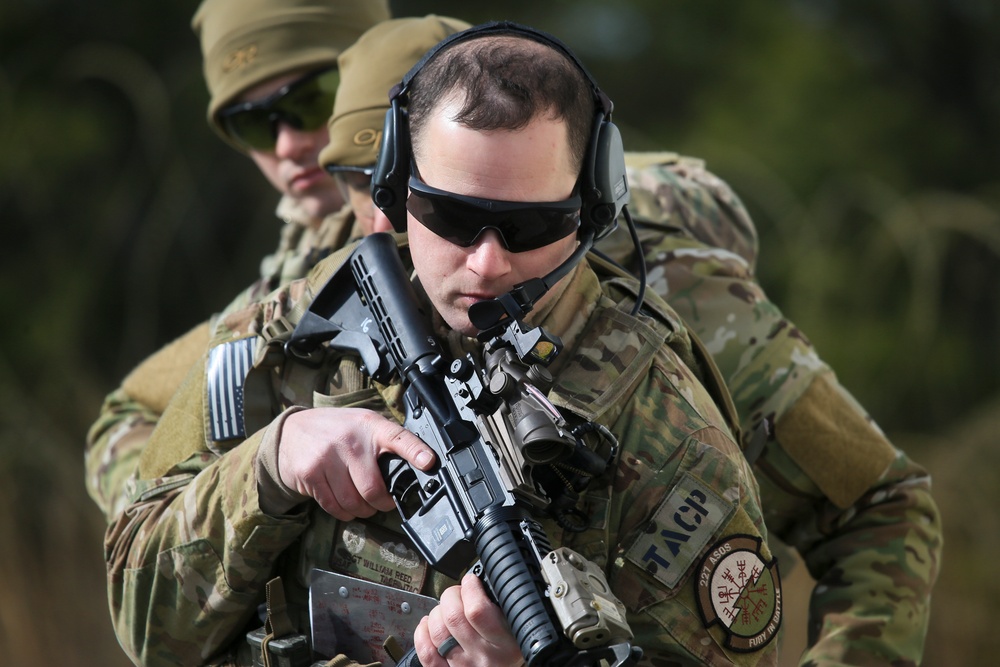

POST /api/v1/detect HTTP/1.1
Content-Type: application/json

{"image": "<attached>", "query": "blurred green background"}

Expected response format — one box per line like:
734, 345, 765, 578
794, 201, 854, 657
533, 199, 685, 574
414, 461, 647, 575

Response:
1, 1, 997, 665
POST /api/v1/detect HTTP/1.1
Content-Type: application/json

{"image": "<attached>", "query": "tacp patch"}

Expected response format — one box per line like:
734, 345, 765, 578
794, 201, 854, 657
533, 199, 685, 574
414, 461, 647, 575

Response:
625, 473, 735, 588
695, 534, 781, 652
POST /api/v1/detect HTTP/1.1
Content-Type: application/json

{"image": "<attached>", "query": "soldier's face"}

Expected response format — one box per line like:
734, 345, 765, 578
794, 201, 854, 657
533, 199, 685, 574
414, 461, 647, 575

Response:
240, 71, 346, 222
334, 171, 393, 236
407, 100, 579, 336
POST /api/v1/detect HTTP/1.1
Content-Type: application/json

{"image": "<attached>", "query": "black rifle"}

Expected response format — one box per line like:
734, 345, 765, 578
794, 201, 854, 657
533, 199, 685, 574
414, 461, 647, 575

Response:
288, 233, 641, 667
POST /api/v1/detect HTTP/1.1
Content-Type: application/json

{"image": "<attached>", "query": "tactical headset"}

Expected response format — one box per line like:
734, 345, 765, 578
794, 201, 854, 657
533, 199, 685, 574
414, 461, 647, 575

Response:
370, 20, 629, 243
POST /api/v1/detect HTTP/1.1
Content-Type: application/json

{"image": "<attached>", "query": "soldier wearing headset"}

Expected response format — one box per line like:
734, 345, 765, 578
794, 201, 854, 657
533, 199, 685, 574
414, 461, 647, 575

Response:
105, 21, 779, 667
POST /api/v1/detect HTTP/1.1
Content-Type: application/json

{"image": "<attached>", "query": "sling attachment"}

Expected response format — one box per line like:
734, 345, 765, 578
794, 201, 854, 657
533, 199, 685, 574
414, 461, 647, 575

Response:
247, 577, 312, 667
382, 636, 405, 664
263, 576, 297, 656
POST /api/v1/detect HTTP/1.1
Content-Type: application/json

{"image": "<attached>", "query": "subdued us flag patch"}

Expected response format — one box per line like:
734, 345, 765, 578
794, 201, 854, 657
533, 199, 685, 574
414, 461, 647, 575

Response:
207, 337, 257, 441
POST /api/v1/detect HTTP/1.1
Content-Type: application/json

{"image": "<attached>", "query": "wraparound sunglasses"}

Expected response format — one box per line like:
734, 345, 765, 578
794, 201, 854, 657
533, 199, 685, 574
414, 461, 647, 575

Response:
405, 172, 581, 253
217, 68, 339, 151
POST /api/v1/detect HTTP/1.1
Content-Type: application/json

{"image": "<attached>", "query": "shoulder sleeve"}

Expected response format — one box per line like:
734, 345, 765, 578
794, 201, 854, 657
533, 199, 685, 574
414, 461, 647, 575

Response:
85, 387, 157, 521
758, 373, 942, 665
600, 333, 780, 665
624, 151, 758, 271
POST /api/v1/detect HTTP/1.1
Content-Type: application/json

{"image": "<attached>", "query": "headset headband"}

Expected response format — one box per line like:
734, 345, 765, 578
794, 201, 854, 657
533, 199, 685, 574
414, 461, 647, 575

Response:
389, 21, 613, 118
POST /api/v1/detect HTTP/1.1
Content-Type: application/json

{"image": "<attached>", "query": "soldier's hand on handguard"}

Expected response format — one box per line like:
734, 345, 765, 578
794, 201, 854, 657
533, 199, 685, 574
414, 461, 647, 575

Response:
413, 572, 522, 667
277, 407, 436, 521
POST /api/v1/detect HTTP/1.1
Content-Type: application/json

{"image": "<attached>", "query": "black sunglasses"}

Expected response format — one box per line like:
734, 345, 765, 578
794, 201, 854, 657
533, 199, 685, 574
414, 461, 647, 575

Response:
405, 173, 581, 253
217, 68, 339, 151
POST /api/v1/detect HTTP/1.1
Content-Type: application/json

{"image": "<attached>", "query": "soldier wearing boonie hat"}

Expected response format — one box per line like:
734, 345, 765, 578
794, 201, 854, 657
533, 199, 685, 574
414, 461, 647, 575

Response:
317, 15, 472, 235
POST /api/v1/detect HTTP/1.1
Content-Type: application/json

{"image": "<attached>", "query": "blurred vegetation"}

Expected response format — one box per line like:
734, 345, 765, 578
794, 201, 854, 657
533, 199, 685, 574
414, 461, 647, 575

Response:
0, 0, 997, 665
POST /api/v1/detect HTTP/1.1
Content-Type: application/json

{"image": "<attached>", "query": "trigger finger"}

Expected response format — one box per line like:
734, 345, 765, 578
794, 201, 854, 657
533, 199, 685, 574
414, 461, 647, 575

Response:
383, 422, 436, 471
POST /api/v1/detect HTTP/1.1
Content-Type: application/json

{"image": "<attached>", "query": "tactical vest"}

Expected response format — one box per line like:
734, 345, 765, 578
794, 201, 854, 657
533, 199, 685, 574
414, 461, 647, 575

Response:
204, 250, 750, 650
587, 252, 743, 447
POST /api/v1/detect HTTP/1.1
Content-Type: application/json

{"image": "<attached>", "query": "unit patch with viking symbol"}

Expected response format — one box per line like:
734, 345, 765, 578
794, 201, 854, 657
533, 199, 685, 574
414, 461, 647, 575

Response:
696, 534, 781, 652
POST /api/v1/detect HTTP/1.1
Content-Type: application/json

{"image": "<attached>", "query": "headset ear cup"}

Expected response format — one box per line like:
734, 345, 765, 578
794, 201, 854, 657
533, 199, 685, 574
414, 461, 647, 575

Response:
583, 119, 628, 240
371, 103, 411, 232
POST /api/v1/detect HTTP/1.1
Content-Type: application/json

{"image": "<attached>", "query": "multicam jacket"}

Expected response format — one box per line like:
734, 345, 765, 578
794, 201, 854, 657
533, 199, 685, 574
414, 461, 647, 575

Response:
87, 152, 942, 666
105, 242, 779, 667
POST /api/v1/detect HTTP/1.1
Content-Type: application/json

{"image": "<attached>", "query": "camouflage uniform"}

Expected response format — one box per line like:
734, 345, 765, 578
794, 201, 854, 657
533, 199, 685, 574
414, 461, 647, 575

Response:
105, 238, 778, 667
87, 152, 941, 665
598, 153, 942, 666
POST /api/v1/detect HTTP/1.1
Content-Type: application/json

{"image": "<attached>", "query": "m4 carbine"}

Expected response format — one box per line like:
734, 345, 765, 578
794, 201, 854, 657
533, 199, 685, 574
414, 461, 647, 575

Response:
288, 233, 641, 667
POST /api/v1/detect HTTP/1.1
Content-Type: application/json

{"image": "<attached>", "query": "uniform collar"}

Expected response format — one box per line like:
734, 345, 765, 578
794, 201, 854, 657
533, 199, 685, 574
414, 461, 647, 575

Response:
425, 261, 602, 377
